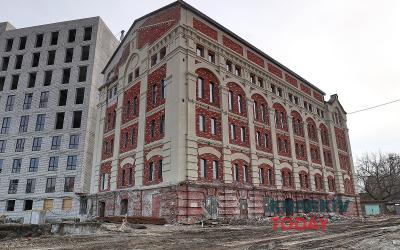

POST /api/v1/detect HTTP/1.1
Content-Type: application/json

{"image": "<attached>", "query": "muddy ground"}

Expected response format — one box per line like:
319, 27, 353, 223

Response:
1, 217, 400, 250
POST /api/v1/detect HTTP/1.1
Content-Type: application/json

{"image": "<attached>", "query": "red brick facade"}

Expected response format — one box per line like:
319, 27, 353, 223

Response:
137, 5, 180, 49
247, 50, 265, 68
197, 146, 223, 182
285, 73, 298, 87
146, 64, 166, 112
196, 106, 222, 141
92, 1, 360, 223
104, 103, 117, 133
195, 68, 221, 108
117, 158, 135, 189
145, 109, 165, 144
267, 63, 283, 78
143, 149, 164, 186
119, 123, 138, 153
102, 134, 115, 160
193, 17, 218, 41
99, 161, 112, 192
122, 82, 141, 124
222, 35, 243, 55
300, 84, 312, 96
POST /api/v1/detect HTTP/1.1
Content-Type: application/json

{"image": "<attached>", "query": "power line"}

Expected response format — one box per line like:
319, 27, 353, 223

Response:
348, 98, 400, 114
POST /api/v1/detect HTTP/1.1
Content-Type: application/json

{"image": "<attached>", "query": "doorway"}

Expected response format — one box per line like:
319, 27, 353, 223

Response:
98, 201, 105, 217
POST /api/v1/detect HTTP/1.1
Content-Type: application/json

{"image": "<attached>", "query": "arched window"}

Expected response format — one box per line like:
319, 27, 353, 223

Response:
273, 103, 288, 131
306, 118, 318, 142
198, 154, 222, 182
281, 168, 293, 188
259, 164, 274, 186
252, 93, 269, 124
291, 111, 304, 137
299, 170, 310, 189
314, 173, 323, 191
319, 123, 329, 146
327, 176, 335, 192
195, 68, 220, 107
227, 82, 246, 117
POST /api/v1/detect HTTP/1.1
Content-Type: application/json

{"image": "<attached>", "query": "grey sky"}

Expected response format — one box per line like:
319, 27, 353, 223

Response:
2, 0, 399, 161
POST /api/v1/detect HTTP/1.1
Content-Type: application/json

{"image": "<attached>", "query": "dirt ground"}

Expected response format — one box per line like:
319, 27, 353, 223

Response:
1, 217, 400, 250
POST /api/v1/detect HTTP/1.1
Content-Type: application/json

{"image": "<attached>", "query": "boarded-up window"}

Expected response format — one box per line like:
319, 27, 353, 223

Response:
62, 198, 73, 211
43, 199, 54, 211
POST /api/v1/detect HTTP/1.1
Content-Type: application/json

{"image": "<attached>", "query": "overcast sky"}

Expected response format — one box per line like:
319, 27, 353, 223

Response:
2, 0, 399, 163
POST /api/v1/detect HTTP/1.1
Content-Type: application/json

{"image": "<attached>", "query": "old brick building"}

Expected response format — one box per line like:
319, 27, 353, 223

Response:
89, 1, 361, 222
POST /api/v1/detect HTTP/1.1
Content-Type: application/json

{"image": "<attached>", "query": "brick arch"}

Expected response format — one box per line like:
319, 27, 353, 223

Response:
259, 164, 275, 186
291, 110, 304, 137
195, 67, 221, 107
273, 102, 288, 131
251, 93, 270, 124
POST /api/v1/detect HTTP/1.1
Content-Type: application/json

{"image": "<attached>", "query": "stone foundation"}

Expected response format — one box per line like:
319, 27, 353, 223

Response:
87, 181, 361, 223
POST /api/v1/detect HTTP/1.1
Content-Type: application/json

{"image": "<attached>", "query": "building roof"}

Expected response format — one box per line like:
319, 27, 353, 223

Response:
102, 0, 325, 95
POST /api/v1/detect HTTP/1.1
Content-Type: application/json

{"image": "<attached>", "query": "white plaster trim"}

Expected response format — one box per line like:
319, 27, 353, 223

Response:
146, 147, 163, 160
343, 174, 350, 180
311, 168, 322, 175
257, 158, 273, 166
120, 157, 135, 167
298, 165, 309, 172
198, 146, 221, 158
230, 152, 250, 163
279, 161, 292, 170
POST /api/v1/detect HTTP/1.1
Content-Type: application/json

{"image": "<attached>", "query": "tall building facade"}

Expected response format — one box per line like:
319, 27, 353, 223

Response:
89, 1, 361, 222
0, 18, 118, 218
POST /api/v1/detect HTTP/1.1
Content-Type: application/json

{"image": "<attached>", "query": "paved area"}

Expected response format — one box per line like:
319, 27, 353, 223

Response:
1, 217, 400, 249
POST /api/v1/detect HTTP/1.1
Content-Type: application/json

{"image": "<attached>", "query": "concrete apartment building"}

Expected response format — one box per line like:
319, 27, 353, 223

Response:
0, 18, 118, 218
87, 0, 360, 223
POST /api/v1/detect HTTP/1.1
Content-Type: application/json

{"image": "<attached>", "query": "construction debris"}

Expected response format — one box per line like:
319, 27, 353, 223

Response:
97, 215, 166, 225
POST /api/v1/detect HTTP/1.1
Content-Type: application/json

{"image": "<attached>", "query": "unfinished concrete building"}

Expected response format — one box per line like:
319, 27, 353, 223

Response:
88, 1, 361, 222
0, 18, 118, 218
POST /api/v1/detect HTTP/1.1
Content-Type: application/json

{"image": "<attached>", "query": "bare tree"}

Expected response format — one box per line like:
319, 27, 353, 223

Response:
356, 152, 400, 201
